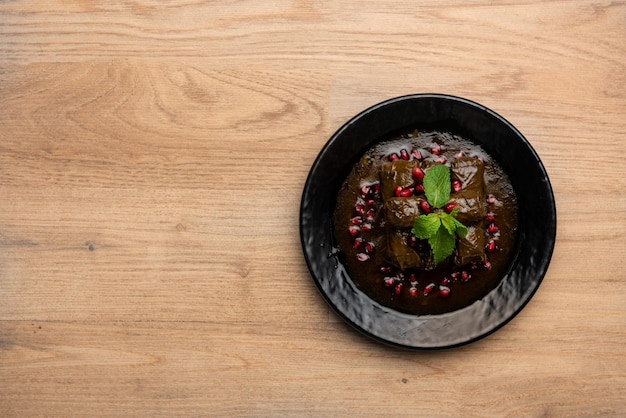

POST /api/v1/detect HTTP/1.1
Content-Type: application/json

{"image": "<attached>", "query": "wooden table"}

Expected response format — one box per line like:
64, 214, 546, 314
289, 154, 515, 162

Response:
1, 1, 625, 416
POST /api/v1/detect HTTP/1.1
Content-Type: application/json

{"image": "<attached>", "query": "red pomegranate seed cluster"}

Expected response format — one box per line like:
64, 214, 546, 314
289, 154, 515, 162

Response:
375, 253, 492, 299
388, 147, 425, 163
388, 150, 429, 198
350, 182, 380, 261
485, 197, 500, 253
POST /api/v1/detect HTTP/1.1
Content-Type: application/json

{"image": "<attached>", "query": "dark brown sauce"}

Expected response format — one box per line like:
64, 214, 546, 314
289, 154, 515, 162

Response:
333, 130, 518, 315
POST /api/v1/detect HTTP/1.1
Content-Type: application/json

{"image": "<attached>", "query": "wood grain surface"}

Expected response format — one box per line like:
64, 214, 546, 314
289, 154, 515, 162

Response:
1, 1, 625, 416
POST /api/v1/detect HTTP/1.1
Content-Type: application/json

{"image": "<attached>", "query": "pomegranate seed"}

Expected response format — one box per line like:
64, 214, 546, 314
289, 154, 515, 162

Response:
372, 183, 380, 194
440, 277, 451, 286
408, 287, 418, 297
348, 225, 360, 236
366, 199, 376, 207
436, 156, 447, 164
423, 283, 435, 296
353, 237, 364, 249
412, 167, 425, 182
451, 271, 460, 280
360, 185, 371, 196
350, 216, 363, 225
444, 202, 457, 213
400, 149, 410, 160
438, 286, 451, 297
389, 153, 400, 161
396, 271, 404, 280
414, 184, 425, 194
455, 151, 463, 159
366, 208, 375, 218
408, 235, 418, 246
461, 271, 470, 282
486, 194, 496, 204
486, 212, 496, 223
483, 260, 492, 270
487, 223, 499, 234
409, 273, 418, 283
399, 188, 413, 197
411, 150, 424, 161
380, 266, 392, 274
486, 240, 496, 252
364, 242, 375, 253
356, 253, 370, 261
361, 223, 373, 232
419, 201, 432, 214
452, 179, 462, 193
384, 277, 395, 287
394, 186, 403, 197
355, 202, 365, 214
394, 283, 403, 295
432, 144, 441, 155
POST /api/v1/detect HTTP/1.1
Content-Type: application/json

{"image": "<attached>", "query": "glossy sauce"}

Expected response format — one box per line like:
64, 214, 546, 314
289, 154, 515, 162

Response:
333, 130, 518, 315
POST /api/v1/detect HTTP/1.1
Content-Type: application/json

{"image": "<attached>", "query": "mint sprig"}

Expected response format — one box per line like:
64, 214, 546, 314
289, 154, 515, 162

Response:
411, 164, 468, 265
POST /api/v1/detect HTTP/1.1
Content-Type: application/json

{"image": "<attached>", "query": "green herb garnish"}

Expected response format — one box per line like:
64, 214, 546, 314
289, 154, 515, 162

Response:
411, 164, 468, 265
423, 163, 451, 209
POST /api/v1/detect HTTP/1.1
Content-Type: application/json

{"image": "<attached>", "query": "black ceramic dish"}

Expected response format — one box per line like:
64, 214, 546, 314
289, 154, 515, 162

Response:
300, 94, 556, 350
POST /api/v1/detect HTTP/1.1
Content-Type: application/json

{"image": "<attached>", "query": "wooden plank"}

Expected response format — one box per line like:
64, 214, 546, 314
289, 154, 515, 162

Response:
0, 0, 625, 415
1, 320, 624, 416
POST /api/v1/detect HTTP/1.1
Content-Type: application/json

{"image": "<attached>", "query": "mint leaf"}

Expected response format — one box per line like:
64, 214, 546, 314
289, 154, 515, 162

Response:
451, 218, 468, 238
440, 212, 468, 239
439, 212, 457, 236
411, 213, 441, 239
423, 164, 450, 208
428, 225, 456, 265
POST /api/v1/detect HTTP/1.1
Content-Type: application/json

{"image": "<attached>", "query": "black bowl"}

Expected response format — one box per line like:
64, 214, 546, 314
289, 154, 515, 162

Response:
300, 94, 556, 349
